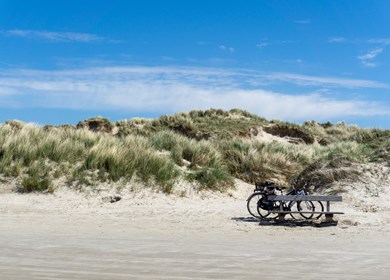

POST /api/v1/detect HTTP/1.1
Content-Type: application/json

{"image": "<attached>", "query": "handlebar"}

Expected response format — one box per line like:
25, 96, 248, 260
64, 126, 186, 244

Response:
254, 181, 287, 192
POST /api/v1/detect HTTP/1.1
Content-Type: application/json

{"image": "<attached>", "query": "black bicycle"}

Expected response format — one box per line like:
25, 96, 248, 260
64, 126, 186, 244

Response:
246, 181, 324, 220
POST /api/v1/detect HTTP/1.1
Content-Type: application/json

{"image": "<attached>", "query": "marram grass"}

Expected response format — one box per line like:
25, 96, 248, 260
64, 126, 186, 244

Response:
0, 109, 389, 193
0, 123, 180, 192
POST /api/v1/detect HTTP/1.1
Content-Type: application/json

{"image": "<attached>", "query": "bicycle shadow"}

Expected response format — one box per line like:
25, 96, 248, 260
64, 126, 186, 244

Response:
231, 216, 260, 223
231, 217, 338, 227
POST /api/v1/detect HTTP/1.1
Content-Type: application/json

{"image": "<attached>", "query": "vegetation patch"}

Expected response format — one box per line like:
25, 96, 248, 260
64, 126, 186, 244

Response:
19, 160, 54, 193
0, 109, 389, 193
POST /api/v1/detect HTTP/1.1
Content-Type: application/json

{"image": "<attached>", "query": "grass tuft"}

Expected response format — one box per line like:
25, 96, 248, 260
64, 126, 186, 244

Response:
19, 160, 54, 193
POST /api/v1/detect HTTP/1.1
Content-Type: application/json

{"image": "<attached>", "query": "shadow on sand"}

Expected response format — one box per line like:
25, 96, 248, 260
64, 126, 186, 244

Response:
231, 217, 338, 227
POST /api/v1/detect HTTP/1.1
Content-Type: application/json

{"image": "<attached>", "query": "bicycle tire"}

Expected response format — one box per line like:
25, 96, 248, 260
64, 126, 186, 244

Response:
289, 200, 325, 220
310, 200, 324, 219
257, 199, 280, 219
298, 201, 316, 219
261, 200, 280, 219
247, 193, 267, 218
287, 201, 301, 220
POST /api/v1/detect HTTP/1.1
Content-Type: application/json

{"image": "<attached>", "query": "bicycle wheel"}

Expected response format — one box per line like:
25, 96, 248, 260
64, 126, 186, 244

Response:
297, 201, 316, 219
261, 200, 280, 219
310, 200, 324, 219
256, 197, 280, 219
247, 193, 265, 218
287, 201, 302, 220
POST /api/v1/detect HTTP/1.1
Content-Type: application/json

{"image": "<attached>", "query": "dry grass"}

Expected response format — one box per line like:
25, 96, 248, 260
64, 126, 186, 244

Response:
0, 123, 179, 193
1, 109, 389, 193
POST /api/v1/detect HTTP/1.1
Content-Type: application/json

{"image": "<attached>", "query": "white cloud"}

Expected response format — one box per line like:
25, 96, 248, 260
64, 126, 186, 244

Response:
0, 66, 388, 122
368, 38, 390, 45
0, 87, 17, 95
219, 45, 234, 53
328, 37, 346, 43
360, 61, 377, 68
196, 41, 211, 45
161, 56, 175, 61
256, 39, 295, 49
358, 48, 384, 67
263, 72, 387, 88
1, 29, 104, 42
358, 48, 383, 60
294, 19, 311, 24
256, 42, 269, 48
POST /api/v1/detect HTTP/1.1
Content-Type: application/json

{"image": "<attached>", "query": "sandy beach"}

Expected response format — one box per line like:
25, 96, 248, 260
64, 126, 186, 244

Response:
2, 0, 390, 279
1, 177, 389, 280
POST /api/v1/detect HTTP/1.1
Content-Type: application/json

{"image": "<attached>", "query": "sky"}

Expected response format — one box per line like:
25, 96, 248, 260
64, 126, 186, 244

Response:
0, 0, 390, 128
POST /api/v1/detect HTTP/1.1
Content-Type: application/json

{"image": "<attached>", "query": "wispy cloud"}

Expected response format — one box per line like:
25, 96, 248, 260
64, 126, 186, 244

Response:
256, 39, 295, 49
161, 56, 175, 61
294, 19, 311, 24
0, 66, 387, 122
328, 37, 346, 43
0, 87, 17, 95
219, 45, 235, 53
263, 72, 387, 88
256, 42, 269, 48
196, 41, 212, 45
1, 29, 104, 42
368, 38, 390, 45
358, 48, 384, 67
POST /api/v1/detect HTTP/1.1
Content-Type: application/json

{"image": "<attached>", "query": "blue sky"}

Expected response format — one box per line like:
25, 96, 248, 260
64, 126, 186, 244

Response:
0, 0, 389, 128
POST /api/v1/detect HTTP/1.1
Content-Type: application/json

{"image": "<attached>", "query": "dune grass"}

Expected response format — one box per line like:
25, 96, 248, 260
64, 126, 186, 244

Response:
0, 123, 180, 193
0, 109, 388, 193
149, 130, 233, 190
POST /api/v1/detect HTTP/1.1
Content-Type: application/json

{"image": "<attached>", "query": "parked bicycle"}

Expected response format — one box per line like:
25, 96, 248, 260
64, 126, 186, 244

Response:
246, 181, 324, 220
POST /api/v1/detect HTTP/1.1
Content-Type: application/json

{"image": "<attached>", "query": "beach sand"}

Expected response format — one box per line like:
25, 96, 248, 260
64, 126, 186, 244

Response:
0, 174, 389, 279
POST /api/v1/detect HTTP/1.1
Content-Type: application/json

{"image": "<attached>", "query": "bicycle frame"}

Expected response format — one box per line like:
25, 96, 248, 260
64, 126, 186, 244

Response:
247, 181, 322, 219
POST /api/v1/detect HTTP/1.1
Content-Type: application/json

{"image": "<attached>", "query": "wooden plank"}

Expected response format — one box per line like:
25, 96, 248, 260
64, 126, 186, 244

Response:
267, 195, 342, 202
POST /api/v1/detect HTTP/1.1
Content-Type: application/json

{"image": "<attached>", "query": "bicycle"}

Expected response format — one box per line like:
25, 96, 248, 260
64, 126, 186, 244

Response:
246, 181, 324, 220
